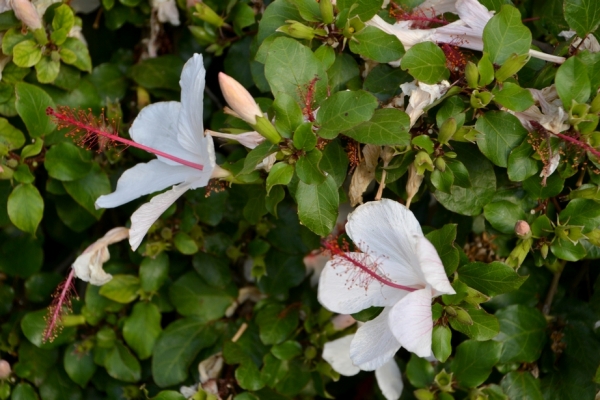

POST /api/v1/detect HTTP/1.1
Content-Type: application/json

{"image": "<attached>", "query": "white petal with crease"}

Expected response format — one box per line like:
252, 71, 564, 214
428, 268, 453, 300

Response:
375, 360, 403, 400
388, 288, 434, 358
322, 335, 360, 376
129, 182, 192, 250
416, 236, 455, 295
95, 160, 197, 209
350, 308, 401, 371
318, 255, 408, 314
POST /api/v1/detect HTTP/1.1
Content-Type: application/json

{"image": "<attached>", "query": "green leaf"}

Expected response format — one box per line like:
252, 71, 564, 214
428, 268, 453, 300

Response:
316, 90, 378, 139
131, 55, 184, 91
501, 371, 543, 400
152, 391, 187, 400
239, 142, 278, 176
452, 340, 502, 388
314, 44, 336, 70
293, 122, 317, 151
476, 111, 529, 168
63, 165, 111, 218
271, 340, 302, 360
523, 172, 564, 199
495, 305, 547, 363
59, 38, 91, 72
564, 0, 600, 37
140, 253, 169, 293
63, 343, 96, 387
89, 63, 127, 100
484, 200, 527, 234
432, 325, 452, 363
0, 236, 43, 278
320, 138, 349, 187
273, 92, 304, 138
21, 309, 76, 349
296, 175, 339, 236
492, 82, 534, 111
123, 302, 162, 360
12, 40, 41, 68
343, 108, 411, 146
458, 261, 528, 296
363, 64, 410, 101
328, 53, 360, 92
11, 383, 39, 400
507, 139, 539, 181
0, 117, 24, 150
296, 149, 326, 184
434, 143, 496, 216
52, 4, 75, 33
104, 341, 141, 383
34, 56, 60, 84
99, 275, 140, 304
2, 28, 32, 55
45, 142, 92, 181
431, 168, 454, 193
256, 303, 299, 345
449, 304, 500, 341
446, 159, 471, 188
169, 272, 235, 321
349, 26, 405, 63
401, 42, 449, 84
426, 224, 460, 275
406, 354, 434, 388
7, 183, 43, 235
559, 198, 600, 232
15, 82, 56, 138
555, 56, 591, 107
266, 163, 294, 196
173, 232, 199, 255
336, 0, 383, 21
152, 318, 219, 387
551, 237, 587, 261
264, 37, 328, 107
482, 5, 532, 65
38, 367, 82, 400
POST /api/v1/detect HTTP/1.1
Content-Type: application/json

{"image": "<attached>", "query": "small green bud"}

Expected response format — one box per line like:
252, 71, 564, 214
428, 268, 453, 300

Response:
445, 305, 458, 317
320, 0, 334, 24
0, 381, 9, 400
455, 308, 473, 325
576, 114, 599, 134
414, 151, 434, 175
586, 229, 600, 246
452, 127, 477, 142
477, 53, 494, 86
591, 92, 600, 113
567, 225, 585, 242
160, 227, 172, 240
1, 166, 14, 180
465, 61, 479, 89
96, 327, 117, 348
194, 3, 225, 27
434, 157, 446, 172
570, 102, 590, 120
438, 117, 457, 144
540, 243, 549, 259
445, 151, 457, 158
506, 237, 533, 268
189, 25, 217, 45
6, 159, 18, 169
495, 53, 529, 82
470, 90, 493, 109
435, 369, 454, 392
278, 21, 318, 40
304, 346, 317, 360
414, 389, 435, 400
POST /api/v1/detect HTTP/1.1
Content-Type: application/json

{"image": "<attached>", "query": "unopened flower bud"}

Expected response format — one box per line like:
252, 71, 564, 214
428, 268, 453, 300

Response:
405, 163, 423, 207
590, 92, 600, 114
514, 220, 531, 239
495, 53, 529, 82
0, 360, 10, 379
434, 157, 446, 172
218, 72, 263, 126
194, 3, 225, 27
320, 0, 334, 24
506, 237, 533, 268
189, 25, 217, 45
414, 151, 434, 175
434, 369, 454, 392
540, 243, 549, 259
12, 0, 42, 30
470, 90, 493, 109
277, 21, 321, 40
586, 229, 600, 246
455, 308, 473, 325
414, 389, 435, 400
438, 117, 457, 145
444, 305, 457, 317
465, 61, 479, 89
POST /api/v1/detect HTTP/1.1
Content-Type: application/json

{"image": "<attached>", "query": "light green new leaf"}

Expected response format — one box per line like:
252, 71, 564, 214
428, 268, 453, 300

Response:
349, 26, 405, 63
59, 38, 92, 72
35, 56, 61, 84
476, 111, 529, 168
483, 5, 532, 64
12, 40, 41, 68
296, 175, 339, 236
449, 304, 500, 341
492, 82, 534, 111
564, 0, 600, 38
7, 184, 43, 235
401, 42, 449, 84
99, 275, 141, 304
316, 90, 378, 139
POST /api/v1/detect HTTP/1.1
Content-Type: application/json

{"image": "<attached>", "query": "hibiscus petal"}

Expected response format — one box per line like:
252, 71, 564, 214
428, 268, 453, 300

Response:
345, 199, 425, 286
129, 182, 191, 250
350, 308, 401, 371
415, 236, 455, 295
178, 54, 216, 169
95, 160, 197, 209
129, 102, 199, 167
375, 359, 404, 400
322, 335, 360, 376
318, 255, 408, 314
388, 287, 433, 358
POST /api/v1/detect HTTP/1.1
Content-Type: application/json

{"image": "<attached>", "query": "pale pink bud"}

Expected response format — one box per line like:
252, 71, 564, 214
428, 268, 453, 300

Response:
218, 72, 262, 125
514, 220, 531, 238
0, 360, 11, 379
11, 0, 42, 30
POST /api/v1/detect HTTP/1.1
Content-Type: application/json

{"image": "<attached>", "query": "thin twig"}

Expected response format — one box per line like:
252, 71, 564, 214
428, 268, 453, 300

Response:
543, 262, 566, 315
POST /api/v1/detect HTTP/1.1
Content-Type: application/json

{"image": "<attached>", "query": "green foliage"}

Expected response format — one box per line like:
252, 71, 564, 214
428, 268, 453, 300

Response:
1, 0, 600, 399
